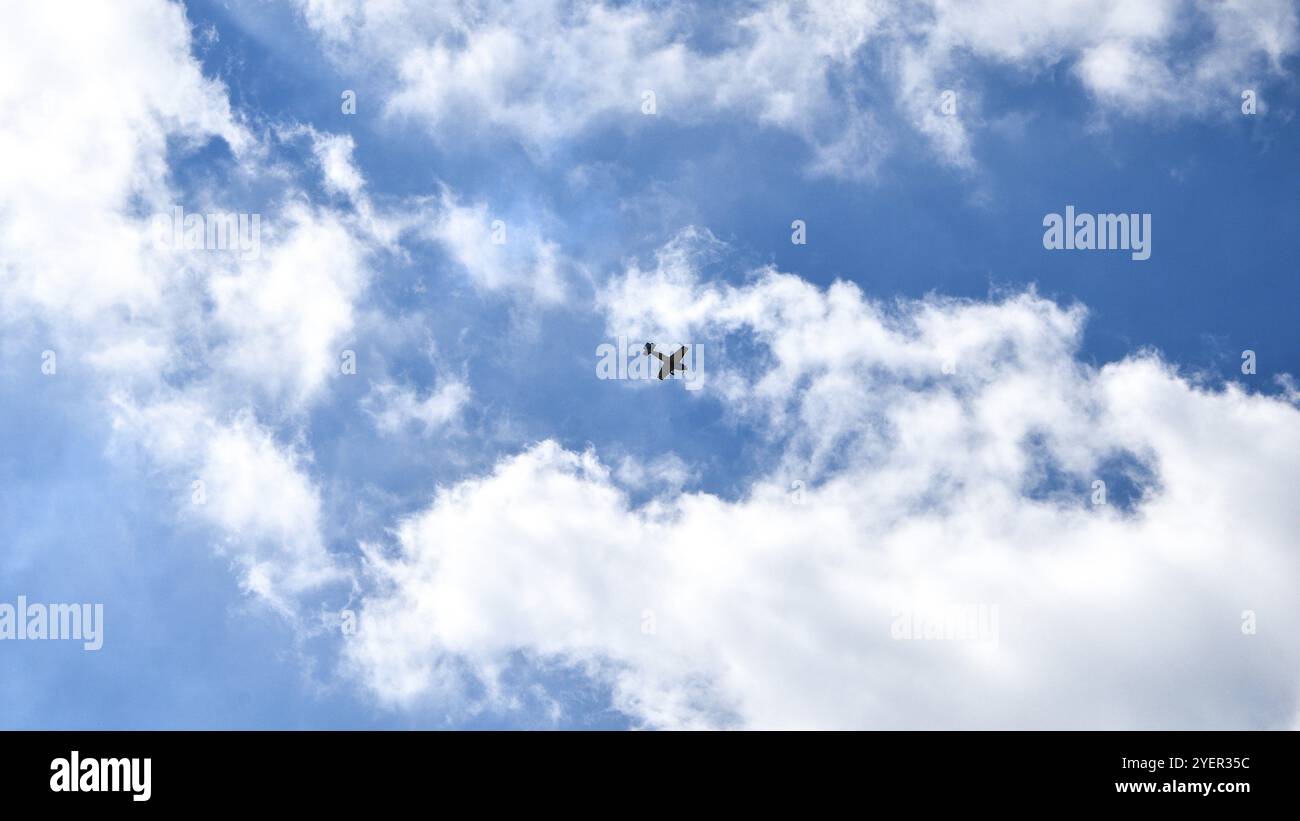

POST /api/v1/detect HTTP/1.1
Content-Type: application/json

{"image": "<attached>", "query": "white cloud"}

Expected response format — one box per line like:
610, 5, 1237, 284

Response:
615, 452, 695, 492
0, 0, 247, 355
295, 0, 893, 175
0, 1, 372, 611
422, 187, 568, 303
208, 203, 371, 409
110, 397, 344, 614
0, 0, 582, 618
894, 0, 1296, 160
292, 0, 1300, 173
344, 237, 1300, 728
363, 380, 471, 435
6, 0, 1299, 730
312, 132, 366, 200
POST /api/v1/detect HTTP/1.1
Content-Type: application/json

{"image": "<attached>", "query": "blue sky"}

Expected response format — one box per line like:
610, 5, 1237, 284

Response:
3, 0, 1300, 729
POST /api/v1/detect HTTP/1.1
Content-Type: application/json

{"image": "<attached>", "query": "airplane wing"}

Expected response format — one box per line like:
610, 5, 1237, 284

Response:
658, 360, 672, 379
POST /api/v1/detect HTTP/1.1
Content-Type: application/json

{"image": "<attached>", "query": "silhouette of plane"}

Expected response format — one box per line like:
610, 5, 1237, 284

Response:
644, 343, 688, 380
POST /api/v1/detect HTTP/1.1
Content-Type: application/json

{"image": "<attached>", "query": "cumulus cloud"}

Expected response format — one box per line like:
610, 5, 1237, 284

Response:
421, 188, 568, 303
0, 0, 580, 619
207, 202, 372, 409
0, 0, 247, 343
294, 0, 895, 176
6, 0, 1298, 731
894, 0, 1297, 162
0, 1, 372, 611
343, 235, 1300, 728
292, 0, 1300, 174
111, 398, 343, 614
0, 0, 588, 620
363, 380, 471, 435
615, 452, 696, 492
311, 131, 367, 201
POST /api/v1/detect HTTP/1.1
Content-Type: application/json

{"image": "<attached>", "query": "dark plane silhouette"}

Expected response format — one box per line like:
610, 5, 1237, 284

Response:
644, 343, 688, 380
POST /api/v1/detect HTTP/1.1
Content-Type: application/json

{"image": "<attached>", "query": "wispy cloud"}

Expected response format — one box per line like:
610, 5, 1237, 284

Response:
294, 0, 1300, 174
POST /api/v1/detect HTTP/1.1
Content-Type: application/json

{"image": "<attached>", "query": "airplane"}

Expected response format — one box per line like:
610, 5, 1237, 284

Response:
644, 343, 689, 380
